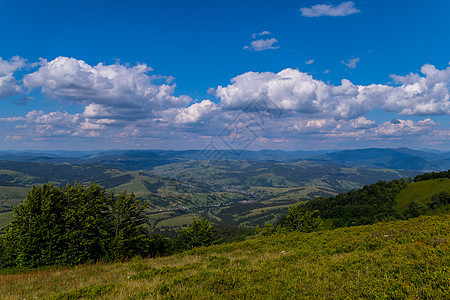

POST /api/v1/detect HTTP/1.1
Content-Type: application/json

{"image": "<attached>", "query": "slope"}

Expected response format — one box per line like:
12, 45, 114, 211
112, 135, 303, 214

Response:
1, 215, 448, 299
395, 178, 450, 211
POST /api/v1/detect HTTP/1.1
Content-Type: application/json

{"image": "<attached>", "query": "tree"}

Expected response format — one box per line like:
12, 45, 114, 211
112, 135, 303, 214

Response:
278, 202, 322, 233
61, 182, 111, 265
176, 218, 216, 251
404, 201, 427, 219
428, 191, 450, 209
0, 182, 150, 268
0, 184, 66, 267
108, 191, 148, 260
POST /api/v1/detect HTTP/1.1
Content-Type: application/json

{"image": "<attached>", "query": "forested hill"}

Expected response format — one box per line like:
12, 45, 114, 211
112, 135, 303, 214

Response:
304, 170, 450, 228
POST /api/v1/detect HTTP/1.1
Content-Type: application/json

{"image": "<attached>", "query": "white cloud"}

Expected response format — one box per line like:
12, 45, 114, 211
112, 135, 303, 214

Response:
244, 38, 279, 52
1, 57, 448, 149
349, 116, 376, 129
287, 116, 376, 134
305, 59, 315, 65
283, 117, 439, 144
175, 100, 218, 125
252, 30, 272, 38
0, 109, 120, 139
342, 57, 360, 69
300, 1, 360, 17
23, 57, 192, 120
372, 118, 436, 137
0, 56, 26, 99
215, 64, 450, 119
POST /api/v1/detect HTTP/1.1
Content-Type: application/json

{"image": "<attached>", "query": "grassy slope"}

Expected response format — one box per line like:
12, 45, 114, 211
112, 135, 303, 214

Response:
395, 178, 450, 211
1, 215, 448, 299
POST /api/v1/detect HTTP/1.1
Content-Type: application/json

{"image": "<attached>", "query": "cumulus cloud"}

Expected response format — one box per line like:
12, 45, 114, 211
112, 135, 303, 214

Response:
244, 38, 279, 52
300, 1, 360, 17
305, 59, 315, 65
0, 56, 26, 99
214, 65, 450, 120
175, 100, 218, 125
23, 57, 192, 120
372, 118, 436, 137
1, 56, 448, 149
0, 109, 123, 139
342, 57, 360, 69
283, 116, 439, 145
287, 116, 376, 134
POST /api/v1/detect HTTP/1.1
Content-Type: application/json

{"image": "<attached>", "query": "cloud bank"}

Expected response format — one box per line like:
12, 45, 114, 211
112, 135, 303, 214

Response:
0, 56, 449, 150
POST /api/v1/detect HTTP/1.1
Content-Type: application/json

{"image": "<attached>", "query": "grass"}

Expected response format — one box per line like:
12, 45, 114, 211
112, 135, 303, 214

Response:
0, 211, 14, 231
395, 178, 450, 211
155, 213, 201, 228
1, 214, 448, 299
0, 185, 29, 206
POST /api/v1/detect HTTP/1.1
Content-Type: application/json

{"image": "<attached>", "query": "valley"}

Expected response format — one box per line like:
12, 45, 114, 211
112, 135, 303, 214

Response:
0, 147, 445, 231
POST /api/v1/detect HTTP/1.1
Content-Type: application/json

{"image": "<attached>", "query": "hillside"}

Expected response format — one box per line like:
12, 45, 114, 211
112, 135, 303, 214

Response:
394, 178, 450, 212
1, 215, 448, 299
0, 159, 419, 231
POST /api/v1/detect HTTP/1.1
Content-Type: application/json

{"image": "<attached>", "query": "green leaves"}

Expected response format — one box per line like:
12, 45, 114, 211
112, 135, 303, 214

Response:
109, 191, 148, 260
0, 182, 149, 268
176, 218, 217, 251
280, 202, 323, 233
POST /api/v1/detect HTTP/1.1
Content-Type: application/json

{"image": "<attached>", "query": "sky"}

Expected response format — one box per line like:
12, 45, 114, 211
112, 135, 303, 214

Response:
0, 0, 449, 151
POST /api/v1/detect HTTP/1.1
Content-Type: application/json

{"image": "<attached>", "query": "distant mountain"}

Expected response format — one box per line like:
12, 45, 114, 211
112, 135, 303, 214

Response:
310, 148, 449, 170
0, 147, 447, 171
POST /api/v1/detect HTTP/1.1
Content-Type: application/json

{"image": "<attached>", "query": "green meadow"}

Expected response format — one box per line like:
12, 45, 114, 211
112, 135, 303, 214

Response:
1, 214, 448, 299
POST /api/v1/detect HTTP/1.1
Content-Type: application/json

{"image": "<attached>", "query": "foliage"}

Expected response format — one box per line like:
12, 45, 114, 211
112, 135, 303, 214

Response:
0, 182, 148, 268
428, 191, 450, 209
175, 218, 217, 251
214, 226, 257, 243
108, 191, 148, 260
257, 202, 322, 236
305, 178, 409, 228
402, 191, 450, 220
277, 201, 322, 232
414, 170, 450, 182
403, 201, 428, 219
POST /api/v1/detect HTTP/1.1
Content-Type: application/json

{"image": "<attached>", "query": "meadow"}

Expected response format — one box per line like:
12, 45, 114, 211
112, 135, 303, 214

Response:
1, 214, 448, 299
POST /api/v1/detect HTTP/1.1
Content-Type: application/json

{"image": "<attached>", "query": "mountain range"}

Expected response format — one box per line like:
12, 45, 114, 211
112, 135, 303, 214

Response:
0, 147, 448, 171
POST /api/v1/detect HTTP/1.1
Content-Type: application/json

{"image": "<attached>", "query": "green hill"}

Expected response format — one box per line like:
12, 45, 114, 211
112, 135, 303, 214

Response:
394, 178, 450, 211
303, 171, 449, 229
1, 215, 448, 299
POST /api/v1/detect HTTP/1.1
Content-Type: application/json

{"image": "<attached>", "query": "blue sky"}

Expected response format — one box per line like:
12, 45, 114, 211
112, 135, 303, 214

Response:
0, 0, 449, 151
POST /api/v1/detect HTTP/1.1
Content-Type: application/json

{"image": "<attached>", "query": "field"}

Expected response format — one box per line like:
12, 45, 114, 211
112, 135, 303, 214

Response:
1, 214, 448, 299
